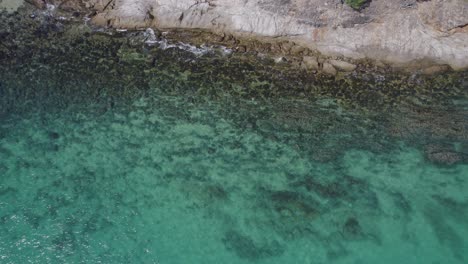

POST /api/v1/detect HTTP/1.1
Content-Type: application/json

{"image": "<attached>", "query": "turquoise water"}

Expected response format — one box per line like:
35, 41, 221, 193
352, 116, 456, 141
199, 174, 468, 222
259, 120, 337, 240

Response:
1, 90, 467, 263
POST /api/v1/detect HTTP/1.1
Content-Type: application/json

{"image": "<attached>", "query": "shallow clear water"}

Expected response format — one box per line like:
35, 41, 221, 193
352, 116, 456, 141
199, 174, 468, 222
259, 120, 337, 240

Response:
1, 91, 467, 264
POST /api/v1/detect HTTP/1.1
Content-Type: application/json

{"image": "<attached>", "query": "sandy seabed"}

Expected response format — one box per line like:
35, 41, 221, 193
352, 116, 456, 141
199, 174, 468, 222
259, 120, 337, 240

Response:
0, 91, 467, 264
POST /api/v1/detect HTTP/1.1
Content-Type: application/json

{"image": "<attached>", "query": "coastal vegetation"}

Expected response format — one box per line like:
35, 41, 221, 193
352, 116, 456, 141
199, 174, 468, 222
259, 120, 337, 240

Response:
344, 0, 371, 10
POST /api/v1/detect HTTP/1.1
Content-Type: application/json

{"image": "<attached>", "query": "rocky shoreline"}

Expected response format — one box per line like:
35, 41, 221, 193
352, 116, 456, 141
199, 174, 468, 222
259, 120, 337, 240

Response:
0, 5, 466, 109
3, 0, 467, 71
2, 0, 468, 71
1, 2, 467, 111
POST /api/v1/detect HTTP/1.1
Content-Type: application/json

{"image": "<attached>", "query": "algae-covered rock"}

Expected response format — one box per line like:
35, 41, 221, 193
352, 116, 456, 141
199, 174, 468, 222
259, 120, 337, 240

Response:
424, 144, 467, 166
117, 47, 148, 63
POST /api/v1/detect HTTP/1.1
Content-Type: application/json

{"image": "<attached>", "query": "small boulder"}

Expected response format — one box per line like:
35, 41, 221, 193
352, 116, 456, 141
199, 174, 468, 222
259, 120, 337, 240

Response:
322, 62, 337, 75
329, 59, 357, 72
422, 65, 450, 75
301, 56, 319, 70
236, 45, 247, 53
290, 45, 306, 55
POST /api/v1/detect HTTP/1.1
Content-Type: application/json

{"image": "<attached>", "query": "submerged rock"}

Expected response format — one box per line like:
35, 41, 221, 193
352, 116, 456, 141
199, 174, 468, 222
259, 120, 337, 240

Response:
269, 190, 319, 218
424, 144, 466, 166
342, 217, 362, 238
48, 131, 60, 140
222, 230, 285, 260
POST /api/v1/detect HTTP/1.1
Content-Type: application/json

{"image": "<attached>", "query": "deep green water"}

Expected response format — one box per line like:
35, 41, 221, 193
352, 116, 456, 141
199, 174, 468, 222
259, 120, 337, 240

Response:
1, 87, 467, 264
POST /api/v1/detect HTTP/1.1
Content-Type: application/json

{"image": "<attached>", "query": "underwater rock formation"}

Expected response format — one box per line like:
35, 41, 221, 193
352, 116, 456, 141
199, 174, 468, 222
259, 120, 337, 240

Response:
222, 230, 285, 260
424, 144, 467, 166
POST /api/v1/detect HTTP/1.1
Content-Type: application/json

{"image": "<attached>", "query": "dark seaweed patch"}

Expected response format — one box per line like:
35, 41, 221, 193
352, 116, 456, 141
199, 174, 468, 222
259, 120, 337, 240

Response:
342, 217, 363, 239
205, 185, 229, 200
0, 186, 18, 197
269, 190, 319, 218
48, 131, 60, 140
424, 207, 466, 261
392, 192, 412, 216
432, 195, 468, 225
222, 230, 284, 260
52, 229, 78, 253
290, 174, 378, 209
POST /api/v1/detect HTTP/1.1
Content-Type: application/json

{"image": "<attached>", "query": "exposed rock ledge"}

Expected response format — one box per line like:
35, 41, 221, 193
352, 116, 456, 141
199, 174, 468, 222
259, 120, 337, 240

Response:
3, 0, 468, 70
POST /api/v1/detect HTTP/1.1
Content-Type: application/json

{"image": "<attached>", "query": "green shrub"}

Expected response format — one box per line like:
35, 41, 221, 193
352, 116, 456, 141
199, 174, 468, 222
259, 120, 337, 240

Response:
345, 0, 370, 10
